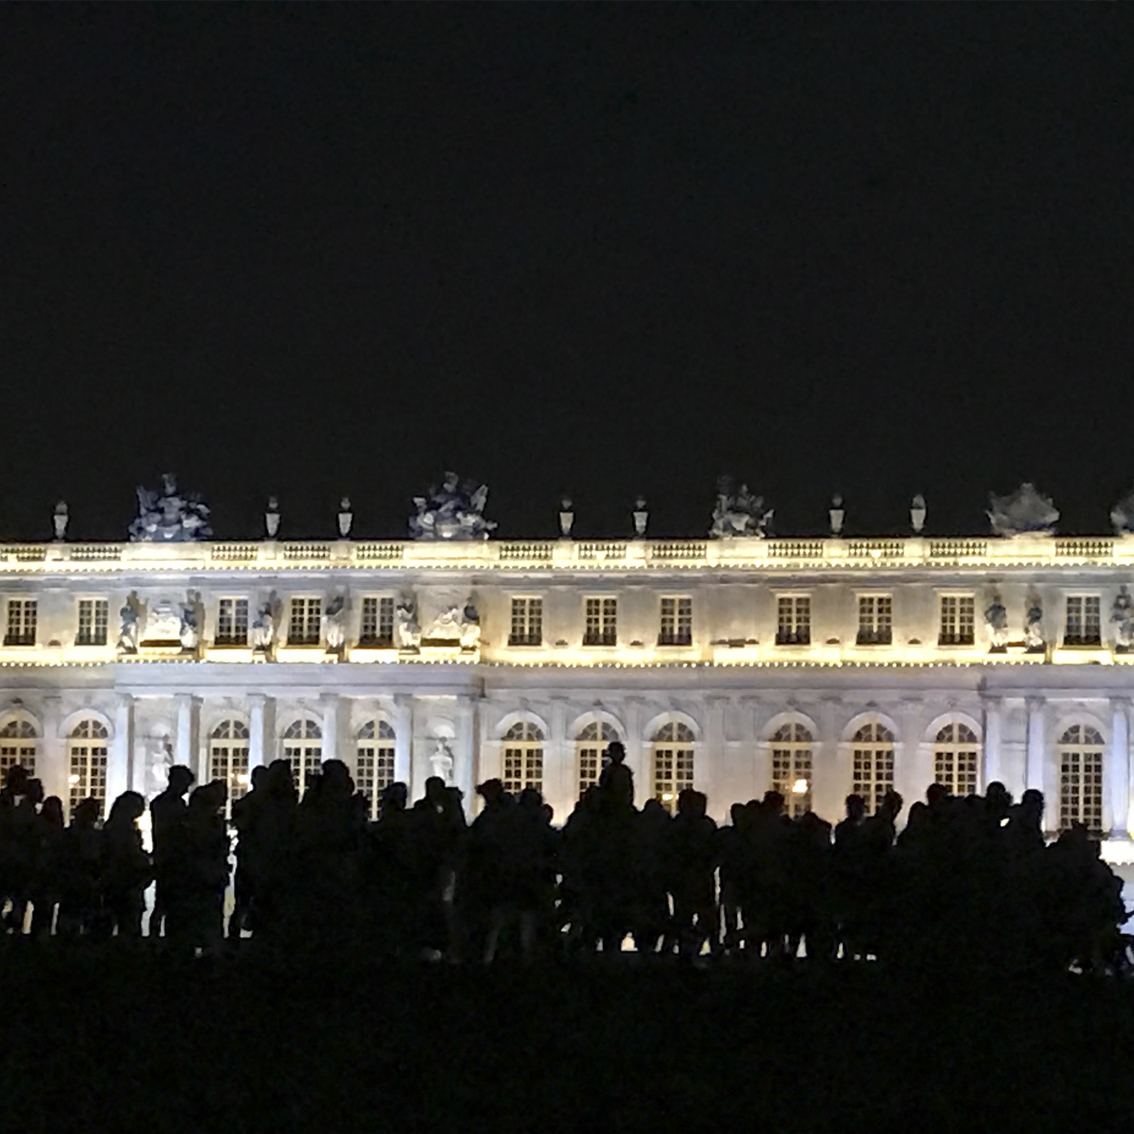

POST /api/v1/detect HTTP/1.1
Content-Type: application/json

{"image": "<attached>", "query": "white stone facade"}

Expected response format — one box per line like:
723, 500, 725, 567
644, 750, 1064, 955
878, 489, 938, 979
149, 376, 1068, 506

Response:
0, 533, 1132, 850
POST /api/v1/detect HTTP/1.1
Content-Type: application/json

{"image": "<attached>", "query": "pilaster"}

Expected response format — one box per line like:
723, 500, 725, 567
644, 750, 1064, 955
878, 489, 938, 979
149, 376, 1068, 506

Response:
1025, 695, 1046, 795
40, 695, 64, 803
107, 693, 134, 813
1108, 697, 1131, 840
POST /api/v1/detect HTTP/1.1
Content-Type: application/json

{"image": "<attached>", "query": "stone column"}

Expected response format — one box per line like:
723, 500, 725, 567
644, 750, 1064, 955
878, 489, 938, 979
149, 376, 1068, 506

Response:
981, 695, 1003, 789
320, 693, 340, 765
454, 697, 476, 813
812, 697, 844, 824
106, 693, 134, 814
1025, 696, 1046, 795
703, 695, 727, 816
247, 694, 267, 773
1108, 697, 1131, 840
623, 697, 645, 802
174, 694, 201, 782
895, 698, 929, 810
40, 695, 65, 803
548, 697, 570, 823
392, 696, 413, 790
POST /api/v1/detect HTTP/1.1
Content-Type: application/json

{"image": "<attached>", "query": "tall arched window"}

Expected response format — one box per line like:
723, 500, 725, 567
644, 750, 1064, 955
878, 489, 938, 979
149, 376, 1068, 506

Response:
576, 721, 620, 799
851, 722, 894, 814
933, 722, 979, 797
771, 722, 813, 818
357, 720, 396, 819
68, 719, 108, 817
210, 720, 250, 811
282, 718, 322, 796
653, 721, 695, 814
502, 721, 544, 795
1058, 724, 1104, 834
0, 719, 37, 780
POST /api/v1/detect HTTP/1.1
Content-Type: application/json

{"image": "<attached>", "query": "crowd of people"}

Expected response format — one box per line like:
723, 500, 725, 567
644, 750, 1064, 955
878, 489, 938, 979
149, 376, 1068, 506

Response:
0, 741, 1128, 973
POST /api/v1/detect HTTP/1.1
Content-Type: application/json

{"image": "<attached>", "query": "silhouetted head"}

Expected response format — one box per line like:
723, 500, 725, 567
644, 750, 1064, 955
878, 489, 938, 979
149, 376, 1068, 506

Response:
425, 776, 447, 806
762, 790, 785, 817
730, 801, 745, 826
605, 741, 626, 766
23, 778, 44, 806
108, 790, 146, 827
881, 789, 904, 819
2, 764, 29, 796
167, 765, 196, 796
190, 779, 227, 815
986, 781, 1013, 811
380, 781, 408, 816
676, 787, 703, 817
477, 778, 504, 807
250, 765, 270, 792
926, 783, 949, 809
72, 797, 102, 828
41, 797, 64, 827
845, 794, 866, 822
321, 759, 353, 796
518, 786, 543, 810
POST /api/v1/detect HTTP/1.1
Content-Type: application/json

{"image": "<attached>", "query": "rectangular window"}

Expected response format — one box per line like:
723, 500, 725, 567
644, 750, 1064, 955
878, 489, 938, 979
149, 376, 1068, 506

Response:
1065, 596, 1102, 646
509, 597, 543, 646
215, 598, 249, 646
776, 596, 811, 646
938, 596, 975, 646
4, 600, 36, 647
76, 599, 109, 646
659, 597, 693, 646
288, 598, 322, 646
857, 595, 893, 646
583, 597, 617, 646
360, 597, 395, 645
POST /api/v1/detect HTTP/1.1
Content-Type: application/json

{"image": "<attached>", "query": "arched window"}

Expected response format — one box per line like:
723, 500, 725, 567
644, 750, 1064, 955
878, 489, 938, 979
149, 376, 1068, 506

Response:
68, 719, 108, 817
652, 721, 695, 815
210, 720, 250, 812
933, 722, 979, 797
576, 721, 620, 799
502, 721, 544, 795
1058, 725, 1104, 834
282, 718, 322, 796
357, 720, 396, 819
0, 718, 37, 780
771, 722, 813, 818
851, 722, 894, 814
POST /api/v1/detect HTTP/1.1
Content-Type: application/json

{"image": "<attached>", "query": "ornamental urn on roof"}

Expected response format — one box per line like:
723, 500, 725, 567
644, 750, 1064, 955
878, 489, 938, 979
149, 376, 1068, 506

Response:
986, 483, 1058, 537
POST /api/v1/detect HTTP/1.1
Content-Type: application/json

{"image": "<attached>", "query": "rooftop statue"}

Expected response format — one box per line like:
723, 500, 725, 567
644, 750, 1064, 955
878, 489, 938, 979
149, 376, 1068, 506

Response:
128, 473, 212, 542
1110, 488, 1134, 535
409, 471, 497, 541
709, 477, 774, 539
986, 483, 1058, 537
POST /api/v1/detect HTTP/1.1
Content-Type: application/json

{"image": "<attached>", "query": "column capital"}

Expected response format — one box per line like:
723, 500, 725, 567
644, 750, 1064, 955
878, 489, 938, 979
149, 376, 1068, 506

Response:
1025, 695, 1045, 712
115, 691, 135, 709
1110, 696, 1132, 712
247, 692, 267, 708
980, 692, 1003, 708
319, 690, 340, 706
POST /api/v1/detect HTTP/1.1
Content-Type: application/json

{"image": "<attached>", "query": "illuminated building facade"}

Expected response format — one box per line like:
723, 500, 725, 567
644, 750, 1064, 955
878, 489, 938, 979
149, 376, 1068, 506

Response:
0, 523, 1133, 858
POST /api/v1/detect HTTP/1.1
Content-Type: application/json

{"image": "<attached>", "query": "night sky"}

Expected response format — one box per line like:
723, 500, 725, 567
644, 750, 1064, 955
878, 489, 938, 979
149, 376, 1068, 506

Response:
2, 6, 1132, 542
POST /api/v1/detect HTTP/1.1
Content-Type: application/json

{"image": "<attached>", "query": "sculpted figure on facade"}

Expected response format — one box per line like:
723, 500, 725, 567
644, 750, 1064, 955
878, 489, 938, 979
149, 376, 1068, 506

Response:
250, 600, 276, 655
709, 477, 774, 538
430, 739, 455, 784
425, 604, 464, 642
1111, 585, 1134, 652
394, 600, 421, 651
459, 602, 481, 651
323, 593, 347, 653
144, 735, 175, 801
179, 593, 201, 651
118, 593, 141, 655
984, 594, 1008, 651
1024, 596, 1045, 653
408, 472, 497, 540
128, 473, 212, 542
986, 483, 1059, 537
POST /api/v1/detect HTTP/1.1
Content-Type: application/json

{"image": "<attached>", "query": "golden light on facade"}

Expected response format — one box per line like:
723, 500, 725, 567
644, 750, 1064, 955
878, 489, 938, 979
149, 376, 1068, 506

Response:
792, 778, 809, 795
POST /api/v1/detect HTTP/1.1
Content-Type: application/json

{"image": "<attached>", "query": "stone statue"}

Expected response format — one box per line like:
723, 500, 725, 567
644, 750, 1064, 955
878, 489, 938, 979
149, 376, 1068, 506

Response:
430, 739, 454, 784
459, 602, 481, 650
394, 600, 421, 650
145, 736, 174, 800
408, 472, 497, 541
118, 594, 140, 655
986, 483, 1059, 537
1024, 597, 1045, 652
1111, 585, 1134, 652
1111, 489, 1134, 536
709, 477, 774, 538
323, 594, 346, 652
128, 473, 212, 542
251, 601, 275, 653
179, 594, 200, 651
984, 594, 1008, 651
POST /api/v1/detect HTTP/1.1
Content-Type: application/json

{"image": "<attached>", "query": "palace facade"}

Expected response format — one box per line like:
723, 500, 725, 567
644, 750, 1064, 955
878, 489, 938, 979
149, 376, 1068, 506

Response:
0, 527, 1133, 856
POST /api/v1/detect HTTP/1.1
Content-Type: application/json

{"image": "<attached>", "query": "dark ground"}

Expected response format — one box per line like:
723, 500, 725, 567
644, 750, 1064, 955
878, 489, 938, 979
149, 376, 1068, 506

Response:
3, 943, 1132, 1134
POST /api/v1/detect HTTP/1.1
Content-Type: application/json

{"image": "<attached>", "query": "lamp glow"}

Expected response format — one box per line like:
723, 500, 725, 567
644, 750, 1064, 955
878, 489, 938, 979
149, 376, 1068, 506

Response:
792, 778, 809, 794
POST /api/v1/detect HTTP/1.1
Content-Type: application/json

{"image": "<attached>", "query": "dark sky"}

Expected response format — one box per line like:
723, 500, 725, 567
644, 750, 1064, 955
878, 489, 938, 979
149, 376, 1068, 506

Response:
2, 6, 1132, 541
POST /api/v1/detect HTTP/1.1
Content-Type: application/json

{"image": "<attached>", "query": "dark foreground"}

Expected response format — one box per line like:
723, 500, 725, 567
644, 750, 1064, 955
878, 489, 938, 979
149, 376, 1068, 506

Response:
2, 945, 1133, 1134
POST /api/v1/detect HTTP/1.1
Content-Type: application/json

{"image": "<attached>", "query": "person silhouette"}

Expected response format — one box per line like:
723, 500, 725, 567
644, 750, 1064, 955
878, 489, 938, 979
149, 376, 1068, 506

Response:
150, 765, 196, 940
100, 792, 153, 939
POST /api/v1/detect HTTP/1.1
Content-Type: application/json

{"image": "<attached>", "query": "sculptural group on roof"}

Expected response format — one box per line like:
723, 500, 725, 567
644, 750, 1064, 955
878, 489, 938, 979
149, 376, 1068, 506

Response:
986, 483, 1059, 538
709, 477, 774, 539
128, 474, 212, 543
409, 472, 497, 541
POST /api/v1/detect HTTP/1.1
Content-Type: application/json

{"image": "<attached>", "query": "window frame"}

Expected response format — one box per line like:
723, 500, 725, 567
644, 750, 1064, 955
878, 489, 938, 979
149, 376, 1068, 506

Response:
4, 598, 37, 647
937, 593, 976, 647
75, 598, 110, 647
1064, 594, 1102, 648
658, 596, 693, 647
508, 596, 544, 647
287, 597, 323, 647
359, 596, 396, 647
501, 721, 544, 795
855, 593, 893, 647
775, 594, 811, 646
215, 597, 250, 647
582, 596, 618, 647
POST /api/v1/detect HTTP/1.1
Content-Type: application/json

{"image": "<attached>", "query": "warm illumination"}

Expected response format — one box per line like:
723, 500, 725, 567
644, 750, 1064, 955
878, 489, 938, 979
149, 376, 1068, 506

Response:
792, 778, 809, 794
661, 792, 674, 801
237, 774, 250, 785
67, 773, 79, 785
